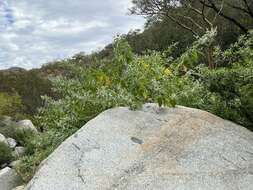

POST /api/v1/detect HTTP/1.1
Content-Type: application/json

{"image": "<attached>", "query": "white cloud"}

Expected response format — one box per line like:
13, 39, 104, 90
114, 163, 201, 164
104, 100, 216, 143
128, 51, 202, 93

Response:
0, 0, 144, 69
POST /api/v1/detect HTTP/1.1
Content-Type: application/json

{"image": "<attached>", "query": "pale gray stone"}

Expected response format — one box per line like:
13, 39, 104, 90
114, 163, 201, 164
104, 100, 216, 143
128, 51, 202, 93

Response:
7, 138, 17, 149
9, 161, 21, 168
14, 147, 25, 158
12, 185, 25, 190
25, 104, 253, 190
0, 133, 8, 145
16, 120, 38, 133
0, 167, 22, 190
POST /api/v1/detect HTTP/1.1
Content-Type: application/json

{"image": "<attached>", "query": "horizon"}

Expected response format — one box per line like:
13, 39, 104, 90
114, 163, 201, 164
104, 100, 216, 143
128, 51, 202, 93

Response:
0, 0, 144, 70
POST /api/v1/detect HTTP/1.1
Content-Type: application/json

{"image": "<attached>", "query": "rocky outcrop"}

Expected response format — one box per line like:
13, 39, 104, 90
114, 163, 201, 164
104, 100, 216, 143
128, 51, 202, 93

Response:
25, 104, 253, 190
0, 167, 23, 190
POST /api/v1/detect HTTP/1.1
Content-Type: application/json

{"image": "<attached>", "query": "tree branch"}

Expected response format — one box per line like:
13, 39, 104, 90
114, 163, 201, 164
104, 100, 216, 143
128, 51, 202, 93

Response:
165, 13, 199, 36
225, 1, 253, 18
242, 0, 253, 18
188, 2, 213, 29
201, 0, 249, 33
176, 14, 205, 31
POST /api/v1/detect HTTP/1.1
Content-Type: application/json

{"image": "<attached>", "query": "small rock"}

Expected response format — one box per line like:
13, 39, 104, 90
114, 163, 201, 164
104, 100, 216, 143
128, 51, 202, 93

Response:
16, 120, 38, 133
7, 138, 17, 149
14, 147, 25, 158
0, 167, 23, 190
12, 185, 25, 190
9, 160, 21, 168
0, 133, 8, 145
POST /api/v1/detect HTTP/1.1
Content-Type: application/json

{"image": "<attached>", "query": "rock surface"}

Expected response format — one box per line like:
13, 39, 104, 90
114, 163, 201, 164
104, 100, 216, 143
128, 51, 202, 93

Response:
0, 167, 23, 190
12, 185, 25, 190
0, 133, 8, 145
25, 104, 253, 190
16, 120, 38, 133
7, 138, 17, 149
14, 147, 25, 158
9, 161, 21, 169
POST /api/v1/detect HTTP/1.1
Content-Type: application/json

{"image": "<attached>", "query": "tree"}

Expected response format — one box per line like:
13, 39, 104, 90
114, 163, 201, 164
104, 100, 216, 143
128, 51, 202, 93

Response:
130, 0, 253, 35
200, 0, 253, 33
130, 0, 253, 68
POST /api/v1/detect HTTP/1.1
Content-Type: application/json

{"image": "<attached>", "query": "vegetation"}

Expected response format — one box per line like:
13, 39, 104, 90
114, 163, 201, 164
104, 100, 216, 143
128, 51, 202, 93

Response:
0, 93, 24, 119
15, 30, 253, 181
0, 142, 13, 166
0, 69, 54, 118
130, 0, 253, 35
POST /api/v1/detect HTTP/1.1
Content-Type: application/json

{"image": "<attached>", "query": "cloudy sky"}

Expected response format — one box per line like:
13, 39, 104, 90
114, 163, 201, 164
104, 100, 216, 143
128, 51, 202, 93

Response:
0, 0, 144, 69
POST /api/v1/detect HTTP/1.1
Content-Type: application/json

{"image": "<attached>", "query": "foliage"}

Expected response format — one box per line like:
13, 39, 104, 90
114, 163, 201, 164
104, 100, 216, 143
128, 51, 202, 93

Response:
198, 64, 253, 128
172, 28, 217, 71
125, 20, 194, 55
0, 93, 24, 119
0, 142, 13, 165
215, 30, 253, 66
17, 31, 253, 183
170, 30, 253, 129
0, 69, 54, 116
197, 32, 253, 128
131, 0, 253, 35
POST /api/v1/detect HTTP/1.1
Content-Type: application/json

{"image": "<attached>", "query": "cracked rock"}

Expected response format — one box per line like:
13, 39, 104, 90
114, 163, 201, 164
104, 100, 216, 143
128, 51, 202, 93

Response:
24, 104, 253, 190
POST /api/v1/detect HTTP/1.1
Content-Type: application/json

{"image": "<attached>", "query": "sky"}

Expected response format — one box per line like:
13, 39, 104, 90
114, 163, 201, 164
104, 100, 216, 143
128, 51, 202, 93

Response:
0, 0, 144, 69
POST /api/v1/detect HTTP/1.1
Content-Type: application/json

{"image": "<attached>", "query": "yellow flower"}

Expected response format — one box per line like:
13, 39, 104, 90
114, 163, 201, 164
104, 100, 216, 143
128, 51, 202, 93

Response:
143, 63, 149, 69
97, 75, 111, 86
164, 68, 172, 76
140, 60, 149, 69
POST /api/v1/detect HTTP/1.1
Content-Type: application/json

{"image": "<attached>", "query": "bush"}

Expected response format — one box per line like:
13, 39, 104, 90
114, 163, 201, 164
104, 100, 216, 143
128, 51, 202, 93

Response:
0, 142, 13, 165
169, 30, 253, 130
198, 63, 253, 129
0, 93, 24, 118
0, 70, 54, 116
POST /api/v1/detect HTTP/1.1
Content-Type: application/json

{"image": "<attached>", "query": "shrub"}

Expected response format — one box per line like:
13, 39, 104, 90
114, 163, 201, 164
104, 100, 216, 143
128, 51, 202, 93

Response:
0, 93, 24, 118
0, 70, 54, 116
198, 63, 253, 129
0, 142, 13, 165
0, 122, 17, 139
172, 31, 253, 130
